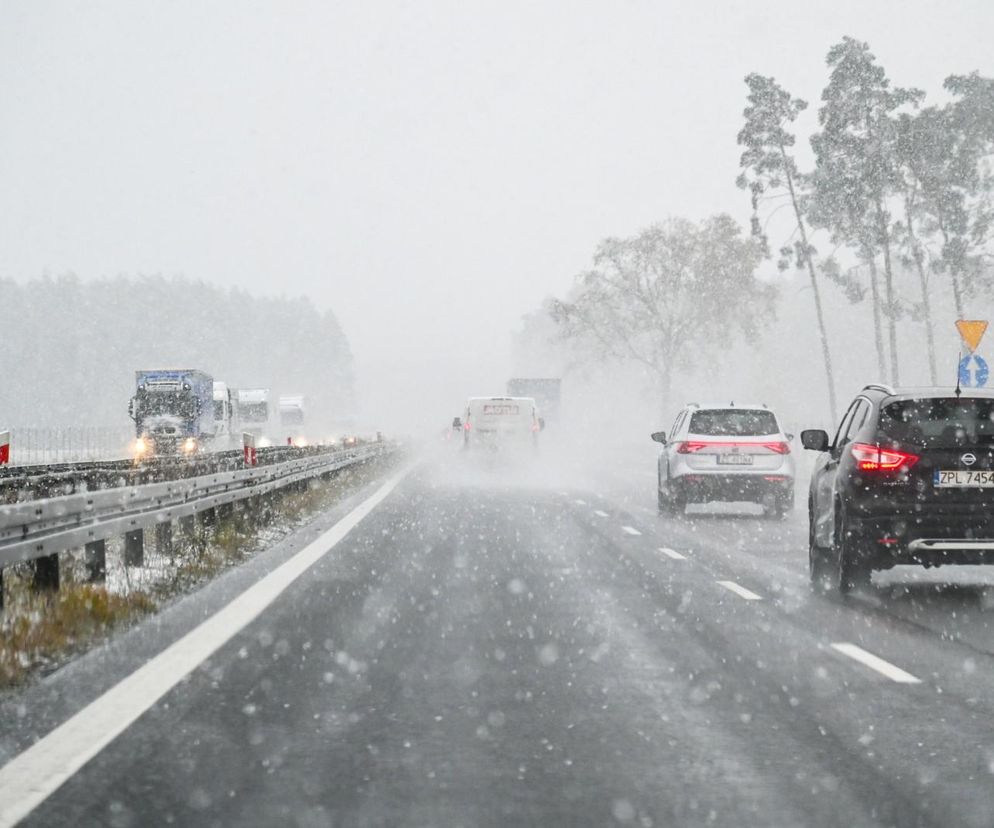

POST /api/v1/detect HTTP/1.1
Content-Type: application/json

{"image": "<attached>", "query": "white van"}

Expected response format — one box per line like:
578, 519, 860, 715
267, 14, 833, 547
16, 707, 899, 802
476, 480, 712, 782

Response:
460, 396, 543, 448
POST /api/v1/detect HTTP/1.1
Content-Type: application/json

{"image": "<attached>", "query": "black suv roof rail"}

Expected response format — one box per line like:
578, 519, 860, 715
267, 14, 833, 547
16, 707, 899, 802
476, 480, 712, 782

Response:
861, 383, 895, 395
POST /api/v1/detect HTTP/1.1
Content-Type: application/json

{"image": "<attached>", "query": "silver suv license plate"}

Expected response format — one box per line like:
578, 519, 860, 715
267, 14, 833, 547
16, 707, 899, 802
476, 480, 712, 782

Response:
717, 454, 753, 466
934, 469, 994, 487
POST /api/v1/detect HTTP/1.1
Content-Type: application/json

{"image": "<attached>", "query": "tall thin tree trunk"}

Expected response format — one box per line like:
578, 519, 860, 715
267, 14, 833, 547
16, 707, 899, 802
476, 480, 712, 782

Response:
951, 271, 965, 318
939, 225, 966, 318
904, 200, 937, 383
780, 146, 837, 422
877, 203, 900, 385
865, 254, 887, 379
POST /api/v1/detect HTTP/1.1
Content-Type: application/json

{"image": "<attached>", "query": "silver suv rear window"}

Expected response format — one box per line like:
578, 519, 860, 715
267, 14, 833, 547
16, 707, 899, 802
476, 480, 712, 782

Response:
688, 409, 778, 436
881, 398, 994, 447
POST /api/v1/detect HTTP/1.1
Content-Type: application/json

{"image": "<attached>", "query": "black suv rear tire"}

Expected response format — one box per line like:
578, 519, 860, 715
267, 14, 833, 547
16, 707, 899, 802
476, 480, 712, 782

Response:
809, 498, 833, 591
833, 501, 872, 594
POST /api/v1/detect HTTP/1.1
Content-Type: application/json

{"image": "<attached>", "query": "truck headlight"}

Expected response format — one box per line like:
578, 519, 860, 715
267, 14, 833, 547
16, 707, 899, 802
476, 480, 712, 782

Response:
183, 438, 197, 453
135, 437, 147, 455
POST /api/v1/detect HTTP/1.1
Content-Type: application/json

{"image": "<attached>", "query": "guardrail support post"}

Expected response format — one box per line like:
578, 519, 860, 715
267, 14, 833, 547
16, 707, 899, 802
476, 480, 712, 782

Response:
124, 529, 144, 567
199, 508, 217, 531
32, 553, 59, 593
84, 539, 106, 583
155, 522, 173, 557
0, 567, 4, 610
180, 514, 196, 540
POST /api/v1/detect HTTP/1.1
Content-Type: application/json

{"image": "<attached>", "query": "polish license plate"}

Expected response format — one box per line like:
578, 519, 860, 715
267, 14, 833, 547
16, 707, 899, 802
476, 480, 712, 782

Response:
717, 454, 753, 466
934, 469, 994, 487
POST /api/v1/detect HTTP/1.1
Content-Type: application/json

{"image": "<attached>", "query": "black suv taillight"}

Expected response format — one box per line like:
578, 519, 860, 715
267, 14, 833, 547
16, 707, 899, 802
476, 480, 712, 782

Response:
851, 442, 919, 472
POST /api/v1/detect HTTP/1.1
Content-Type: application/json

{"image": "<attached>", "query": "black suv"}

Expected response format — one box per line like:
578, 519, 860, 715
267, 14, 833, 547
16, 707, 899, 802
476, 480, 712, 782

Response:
802, 384, 994, 593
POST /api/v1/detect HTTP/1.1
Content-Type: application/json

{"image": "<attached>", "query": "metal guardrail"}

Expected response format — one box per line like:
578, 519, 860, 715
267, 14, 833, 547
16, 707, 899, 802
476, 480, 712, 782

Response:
0, 443, 393, 568
0, 444, 361, 504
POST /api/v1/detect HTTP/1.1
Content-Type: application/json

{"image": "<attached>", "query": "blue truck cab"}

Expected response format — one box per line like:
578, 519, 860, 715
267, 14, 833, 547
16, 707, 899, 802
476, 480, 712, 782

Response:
129, 369, 215, 457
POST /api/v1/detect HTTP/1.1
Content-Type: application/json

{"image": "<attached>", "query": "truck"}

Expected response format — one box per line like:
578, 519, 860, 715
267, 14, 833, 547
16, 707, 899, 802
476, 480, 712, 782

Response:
506, 378, 561, 423
129, 369, 214, 457
212, 381, 234, 443
236, 388, 271, 441
278, 395, 307, 445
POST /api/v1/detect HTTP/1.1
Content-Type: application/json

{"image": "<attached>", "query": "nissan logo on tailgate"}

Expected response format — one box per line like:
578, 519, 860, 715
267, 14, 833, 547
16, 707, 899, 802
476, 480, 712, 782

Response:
961, 453, 977, 466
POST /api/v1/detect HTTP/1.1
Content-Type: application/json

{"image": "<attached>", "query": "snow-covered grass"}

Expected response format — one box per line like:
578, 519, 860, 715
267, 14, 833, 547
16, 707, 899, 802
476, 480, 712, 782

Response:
0, 456, 399, 689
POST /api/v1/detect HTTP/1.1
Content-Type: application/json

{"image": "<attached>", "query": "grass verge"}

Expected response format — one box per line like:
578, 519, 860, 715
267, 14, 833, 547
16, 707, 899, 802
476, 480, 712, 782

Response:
0, 454, 399, 690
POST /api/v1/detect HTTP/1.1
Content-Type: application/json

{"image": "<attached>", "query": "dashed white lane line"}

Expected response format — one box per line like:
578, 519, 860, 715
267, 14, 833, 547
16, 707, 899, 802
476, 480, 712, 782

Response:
574, 499, 587, 506
659, 547, 687, 560
830, 642, 922, 684
716, 580, 762, 601
0, 467, 413, 827
593, 510, 609, 518
621, 526, 642, 536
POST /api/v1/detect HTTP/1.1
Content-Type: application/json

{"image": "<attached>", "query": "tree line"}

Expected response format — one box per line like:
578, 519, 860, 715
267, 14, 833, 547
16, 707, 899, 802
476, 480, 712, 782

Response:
538, 37, 994, 419
0, 274, 354, 429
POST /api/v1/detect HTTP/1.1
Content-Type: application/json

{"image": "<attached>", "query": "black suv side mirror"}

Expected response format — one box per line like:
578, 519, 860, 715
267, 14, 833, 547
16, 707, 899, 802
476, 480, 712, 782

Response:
452, 417, 462, 429
650, 431, 667, 444
801, 429, 830, 451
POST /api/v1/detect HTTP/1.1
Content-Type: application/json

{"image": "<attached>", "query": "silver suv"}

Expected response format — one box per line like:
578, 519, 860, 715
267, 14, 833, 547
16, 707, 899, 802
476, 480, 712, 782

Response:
651, 403, 795, 518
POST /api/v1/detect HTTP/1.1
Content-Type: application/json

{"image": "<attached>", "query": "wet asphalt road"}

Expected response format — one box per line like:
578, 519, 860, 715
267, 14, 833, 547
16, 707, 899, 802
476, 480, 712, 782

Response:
6, 451, 994, 827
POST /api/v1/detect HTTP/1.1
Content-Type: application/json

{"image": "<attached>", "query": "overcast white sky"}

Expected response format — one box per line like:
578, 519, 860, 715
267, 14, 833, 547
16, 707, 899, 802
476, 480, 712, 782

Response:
2, 1, 993, 424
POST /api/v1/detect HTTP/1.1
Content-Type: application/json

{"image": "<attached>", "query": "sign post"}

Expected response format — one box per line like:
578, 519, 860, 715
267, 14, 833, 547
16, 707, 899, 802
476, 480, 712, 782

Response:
243, 432, 257, 466
956, 320, 989, 389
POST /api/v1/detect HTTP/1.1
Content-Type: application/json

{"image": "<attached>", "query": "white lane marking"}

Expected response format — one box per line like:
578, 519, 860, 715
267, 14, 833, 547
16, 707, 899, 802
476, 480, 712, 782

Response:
621, 526, 642, 536
829, 642, 922, 684
659, 547, 686, 560
0, 467, 412, 827
716, 580, 762, 601
593, 510, 609, 518
574, 499, 587, 506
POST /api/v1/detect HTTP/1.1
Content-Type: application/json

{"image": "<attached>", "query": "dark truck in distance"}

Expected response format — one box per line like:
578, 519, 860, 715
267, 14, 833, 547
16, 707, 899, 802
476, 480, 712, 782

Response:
803, 384, 994, 593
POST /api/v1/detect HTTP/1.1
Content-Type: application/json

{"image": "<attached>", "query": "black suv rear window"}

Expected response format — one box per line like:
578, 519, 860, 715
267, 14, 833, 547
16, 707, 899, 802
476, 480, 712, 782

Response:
880, 398, 994, 447
688, 409, 778, 436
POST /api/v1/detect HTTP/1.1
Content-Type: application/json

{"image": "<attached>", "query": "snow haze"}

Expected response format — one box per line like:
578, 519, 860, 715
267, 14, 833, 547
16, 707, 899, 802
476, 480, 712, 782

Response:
1, 1, 993, 430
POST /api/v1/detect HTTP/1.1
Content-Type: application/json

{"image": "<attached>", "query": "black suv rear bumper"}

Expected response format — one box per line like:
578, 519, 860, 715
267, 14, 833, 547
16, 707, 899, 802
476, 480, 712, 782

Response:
850, 512, 994, 567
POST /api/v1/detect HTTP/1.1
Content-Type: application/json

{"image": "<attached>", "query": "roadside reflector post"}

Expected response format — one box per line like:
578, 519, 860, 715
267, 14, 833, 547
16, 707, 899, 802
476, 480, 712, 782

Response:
84, 539, 106, 583
124, 528, 144, 567
32, 553, 59, 593
243, 432, 257, 467
0, 430, 9, 465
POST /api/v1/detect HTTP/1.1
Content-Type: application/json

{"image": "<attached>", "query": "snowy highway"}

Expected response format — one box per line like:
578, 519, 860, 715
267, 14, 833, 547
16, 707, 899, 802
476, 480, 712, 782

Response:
2, 453, 994, 826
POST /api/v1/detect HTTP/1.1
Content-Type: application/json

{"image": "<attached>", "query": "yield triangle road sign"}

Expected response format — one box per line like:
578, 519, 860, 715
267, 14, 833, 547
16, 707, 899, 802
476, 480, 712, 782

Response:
956, 319, 988, 353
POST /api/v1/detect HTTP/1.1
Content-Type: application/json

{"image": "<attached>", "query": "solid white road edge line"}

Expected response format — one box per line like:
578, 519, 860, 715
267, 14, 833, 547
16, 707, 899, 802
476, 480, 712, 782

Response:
659, 547, 686, 560
716, 580, 762, 601
0, 466, 412, 828
829, 642, 922, 684
621, 526, 642, 536
593, 510, 609, 518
